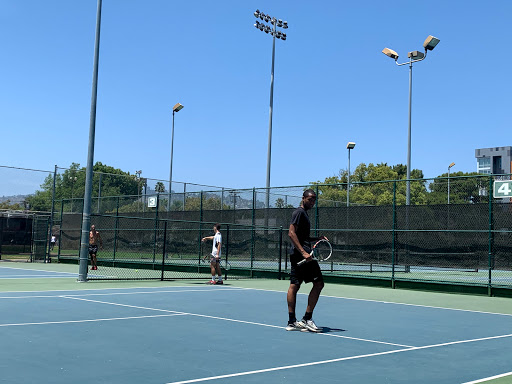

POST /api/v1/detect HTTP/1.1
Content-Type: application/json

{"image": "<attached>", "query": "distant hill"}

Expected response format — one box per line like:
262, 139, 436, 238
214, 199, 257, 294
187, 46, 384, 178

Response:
0, 195, 28, 204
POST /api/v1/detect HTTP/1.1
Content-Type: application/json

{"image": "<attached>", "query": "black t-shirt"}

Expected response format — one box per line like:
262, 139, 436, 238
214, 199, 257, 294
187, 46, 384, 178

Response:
289, 206, 311, 262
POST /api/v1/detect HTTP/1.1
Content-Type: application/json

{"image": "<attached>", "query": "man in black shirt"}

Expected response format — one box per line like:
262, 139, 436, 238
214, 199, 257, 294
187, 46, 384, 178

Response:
286, 189, 326, 332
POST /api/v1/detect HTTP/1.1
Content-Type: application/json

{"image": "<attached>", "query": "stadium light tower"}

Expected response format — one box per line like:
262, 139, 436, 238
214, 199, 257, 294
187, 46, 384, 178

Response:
448, 162, 455, 204
168, 102, 184, 211
382, 35, 440, 205
253, 9, 288, 209
346, 142, 356, 207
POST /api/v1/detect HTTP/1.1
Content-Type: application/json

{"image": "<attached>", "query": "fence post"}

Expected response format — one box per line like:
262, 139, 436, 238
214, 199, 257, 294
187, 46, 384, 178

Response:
198, 191, 204, 266
278, 226, 283, 280
225, 224, 230, 280
315, 185, 319, 237
113, 196, 119, 263
251, 188, 255, 269
47, 164, 57, 263
161, 220, 168, 281
487, 175, 494, 296
152, 194, 159, 263
391, 181, 397, 289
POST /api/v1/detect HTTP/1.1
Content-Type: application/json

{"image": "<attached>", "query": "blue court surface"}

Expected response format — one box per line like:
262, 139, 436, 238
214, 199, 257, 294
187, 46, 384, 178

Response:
0, 265, 79, 279
1, 283, 512, 384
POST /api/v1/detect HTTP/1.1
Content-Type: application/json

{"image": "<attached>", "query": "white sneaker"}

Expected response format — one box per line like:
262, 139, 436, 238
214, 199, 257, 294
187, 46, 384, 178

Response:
285, 321, 305, 331
299, 319, 322, 333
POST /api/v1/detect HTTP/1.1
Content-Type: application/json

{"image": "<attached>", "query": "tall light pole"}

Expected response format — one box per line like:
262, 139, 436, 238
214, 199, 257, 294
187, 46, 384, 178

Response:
448, 162, 455, 204
78, 0, 102, 282
168, 102, 184, 211
253, 9, 288, 209
346, 142, 356, 207
382, 35, 440, 205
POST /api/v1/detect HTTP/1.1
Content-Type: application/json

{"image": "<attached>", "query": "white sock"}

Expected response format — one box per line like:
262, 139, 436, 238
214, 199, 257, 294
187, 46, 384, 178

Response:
218, 276, 223, 281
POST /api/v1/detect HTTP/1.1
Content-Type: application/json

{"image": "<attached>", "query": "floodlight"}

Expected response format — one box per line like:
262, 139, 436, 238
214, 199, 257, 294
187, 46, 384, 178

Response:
423, 35, 440, 51
347, 142, 356, 149
173, 103, 184, 113
407, 50, 425, 59
382, 48, 399, 60
265, 15, 271, 22
283, 21, 288, 28
254, 21, 260, 28
448, 162, 455, 169
259, 24, 264, 31
254, 9, 260, 18
281, 33, 286, 40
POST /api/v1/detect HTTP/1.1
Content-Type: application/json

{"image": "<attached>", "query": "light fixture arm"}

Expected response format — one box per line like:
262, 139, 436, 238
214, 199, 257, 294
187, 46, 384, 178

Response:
395, 49, 428, 66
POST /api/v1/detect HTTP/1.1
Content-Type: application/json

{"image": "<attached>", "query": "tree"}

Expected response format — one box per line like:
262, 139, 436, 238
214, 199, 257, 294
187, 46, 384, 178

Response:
427, 172, 489, 204
155, 182, 166, 194
0, 200, 24, 210
25, 162, 140, 212
312, 163, 428, 206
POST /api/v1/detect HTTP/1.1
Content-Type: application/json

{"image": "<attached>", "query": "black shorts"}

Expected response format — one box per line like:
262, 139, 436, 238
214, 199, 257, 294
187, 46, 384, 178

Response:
289, 259, 323, 286
88, 245, 98, 255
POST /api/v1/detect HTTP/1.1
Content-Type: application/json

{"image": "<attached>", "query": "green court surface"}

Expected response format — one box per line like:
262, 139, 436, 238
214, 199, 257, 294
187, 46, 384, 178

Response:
1, 261, 512, 384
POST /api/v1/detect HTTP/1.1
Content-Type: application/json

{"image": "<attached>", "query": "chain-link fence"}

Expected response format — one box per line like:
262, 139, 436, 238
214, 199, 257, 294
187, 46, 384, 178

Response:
58, 214, 284, 281
3, 162, 512, 294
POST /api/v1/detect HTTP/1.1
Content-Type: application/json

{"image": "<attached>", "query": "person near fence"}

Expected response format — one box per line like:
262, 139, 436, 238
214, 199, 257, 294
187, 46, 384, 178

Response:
89, 225, 103, 270
50, 234, 56, 250
201, 223, 223, 285
286, 189, 327, 332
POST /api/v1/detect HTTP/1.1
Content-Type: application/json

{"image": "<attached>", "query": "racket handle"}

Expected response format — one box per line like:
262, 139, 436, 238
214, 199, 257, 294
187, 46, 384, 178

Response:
297, 252, 313, 266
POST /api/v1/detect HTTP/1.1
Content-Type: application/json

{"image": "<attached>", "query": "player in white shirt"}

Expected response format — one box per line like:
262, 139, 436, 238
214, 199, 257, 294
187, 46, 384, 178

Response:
201, 223, 223, 284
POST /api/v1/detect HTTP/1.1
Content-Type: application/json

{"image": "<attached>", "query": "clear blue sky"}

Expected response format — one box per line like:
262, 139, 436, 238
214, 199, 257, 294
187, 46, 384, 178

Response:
1, 0, 510, 196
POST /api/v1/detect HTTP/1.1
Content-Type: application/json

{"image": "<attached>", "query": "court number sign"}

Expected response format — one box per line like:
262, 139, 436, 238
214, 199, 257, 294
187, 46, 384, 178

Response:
493, 180, 512, 198
148, 196, 157, 207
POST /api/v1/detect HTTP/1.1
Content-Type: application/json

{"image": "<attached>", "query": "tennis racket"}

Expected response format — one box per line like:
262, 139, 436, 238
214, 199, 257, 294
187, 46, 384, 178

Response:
200, 255, 231, 271
297, 239, 332, 266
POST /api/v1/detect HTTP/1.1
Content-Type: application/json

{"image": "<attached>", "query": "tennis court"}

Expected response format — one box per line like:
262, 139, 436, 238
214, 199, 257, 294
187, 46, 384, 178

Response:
1, 262, 512, 384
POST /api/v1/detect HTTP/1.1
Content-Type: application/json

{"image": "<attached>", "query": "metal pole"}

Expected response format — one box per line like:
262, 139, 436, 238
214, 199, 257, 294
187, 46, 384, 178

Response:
265, 21, 277, 210
406, 60, 413, 206
347, 149, 351, 207
47, 164, 57, 263
78, 0, 102, 282
168, 110, 175, 211
447, 167, 450, 204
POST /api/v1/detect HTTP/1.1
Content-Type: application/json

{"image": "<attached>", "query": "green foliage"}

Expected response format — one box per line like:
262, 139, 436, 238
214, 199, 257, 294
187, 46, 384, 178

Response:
25, 162, 140, 212
155, 182, 166, 194
427, 171, 489, 204
0, 200, 24, 210
312, 163, 428, 206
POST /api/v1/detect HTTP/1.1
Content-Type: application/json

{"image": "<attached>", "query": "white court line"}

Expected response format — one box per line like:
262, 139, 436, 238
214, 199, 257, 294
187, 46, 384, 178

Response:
462, 371, 512, 384
1, 285, 190, 293
236, 287, 512, 318
0, 313, 185, 327
60, 296, 412, 347
0, 275, 78, 279
165, 333, 512, 384
0, 266, 77, 275
0, 288, 243, 299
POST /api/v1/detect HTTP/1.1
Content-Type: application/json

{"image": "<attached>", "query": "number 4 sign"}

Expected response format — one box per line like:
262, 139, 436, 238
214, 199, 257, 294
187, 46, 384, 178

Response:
493, 180, 512, 198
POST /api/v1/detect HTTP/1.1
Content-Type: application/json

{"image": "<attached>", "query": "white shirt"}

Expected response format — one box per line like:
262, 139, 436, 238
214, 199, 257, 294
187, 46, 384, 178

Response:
211, 232, 222, 258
